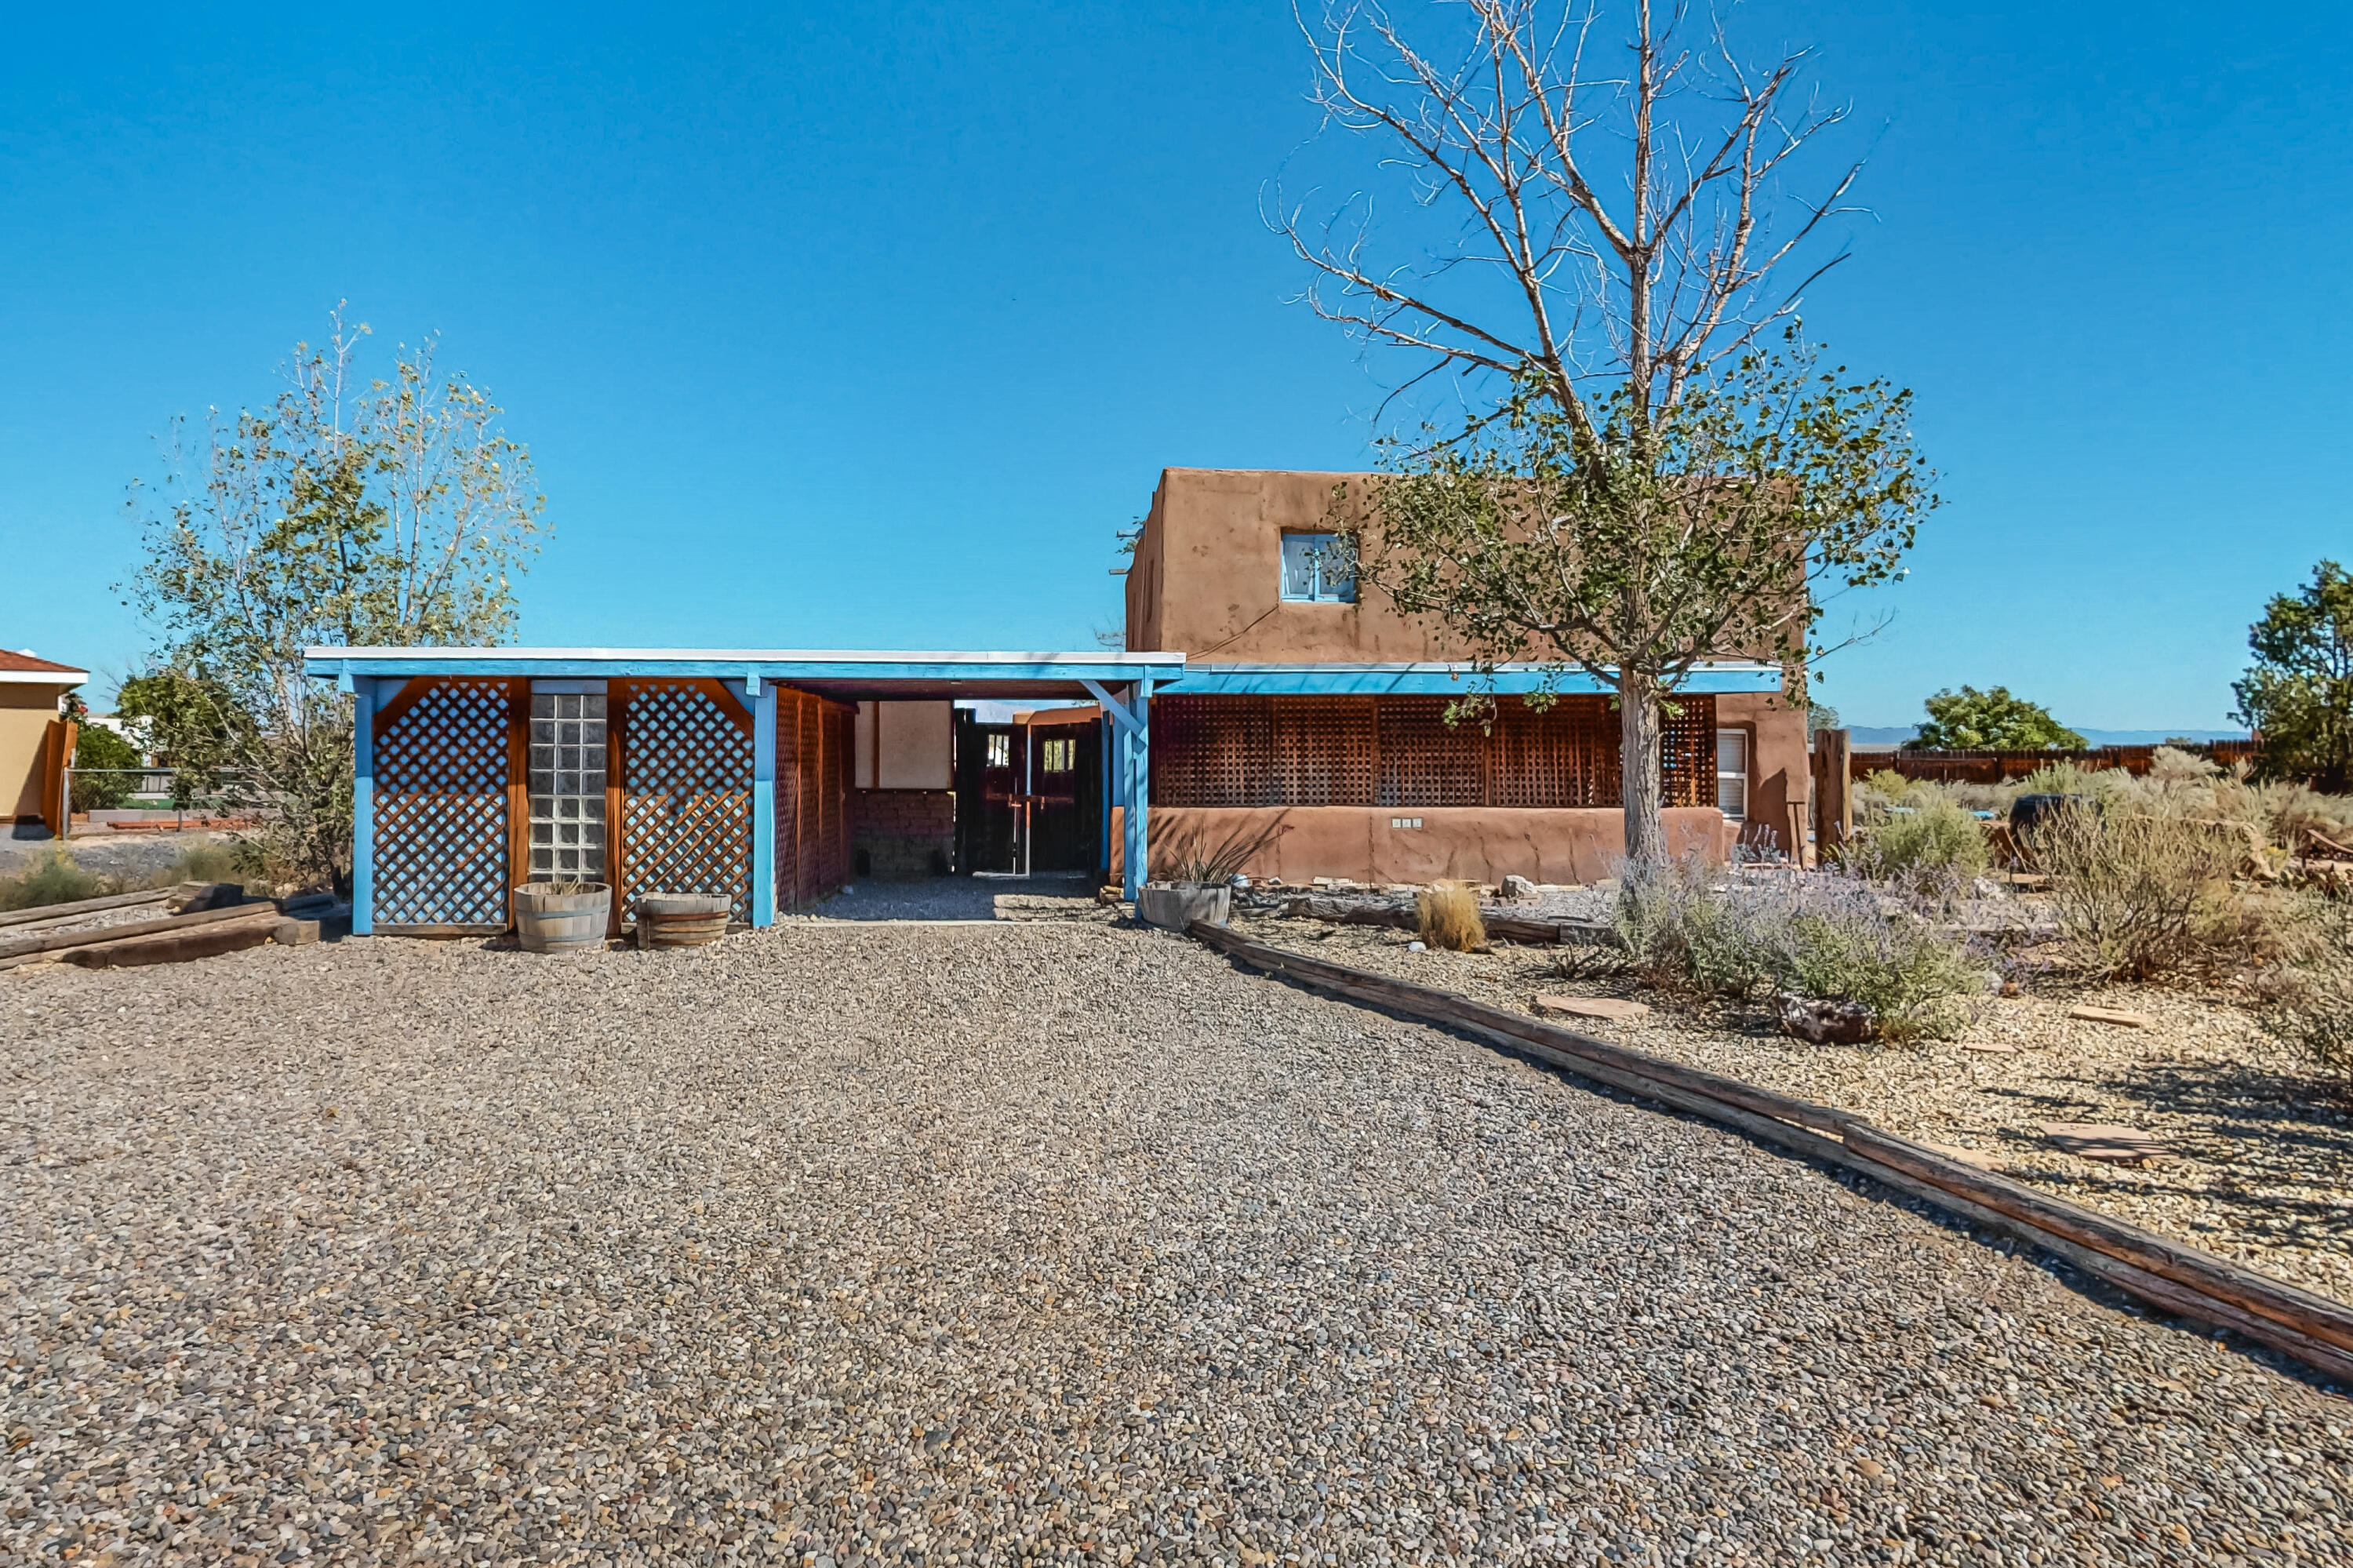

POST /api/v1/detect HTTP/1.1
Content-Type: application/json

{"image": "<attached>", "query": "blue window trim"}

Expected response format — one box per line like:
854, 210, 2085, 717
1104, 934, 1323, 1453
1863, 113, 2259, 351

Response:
1280, 533, 1356, 604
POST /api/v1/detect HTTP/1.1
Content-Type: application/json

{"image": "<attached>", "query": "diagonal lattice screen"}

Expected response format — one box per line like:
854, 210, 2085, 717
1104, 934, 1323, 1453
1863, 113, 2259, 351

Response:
616, 681, 754, 925
373, 679, 513, 931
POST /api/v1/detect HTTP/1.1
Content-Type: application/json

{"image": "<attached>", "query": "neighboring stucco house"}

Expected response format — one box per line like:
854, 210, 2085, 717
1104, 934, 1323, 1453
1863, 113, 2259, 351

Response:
1122, 467, 1811, 886
1, 650, 90, 829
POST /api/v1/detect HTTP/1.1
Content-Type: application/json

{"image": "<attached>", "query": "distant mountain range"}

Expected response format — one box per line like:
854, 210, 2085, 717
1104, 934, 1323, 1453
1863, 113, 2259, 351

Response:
1848, 726, 2253, 750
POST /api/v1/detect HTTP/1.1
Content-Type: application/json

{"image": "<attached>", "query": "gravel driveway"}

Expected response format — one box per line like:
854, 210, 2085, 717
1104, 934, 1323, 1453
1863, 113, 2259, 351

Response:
5, 923, 2348, 1566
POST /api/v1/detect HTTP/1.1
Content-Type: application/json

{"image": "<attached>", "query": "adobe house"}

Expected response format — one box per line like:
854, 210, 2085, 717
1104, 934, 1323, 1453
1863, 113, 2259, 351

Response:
1121, 467, 1810, 886
304, 467, 1806, 935
1, 650, 89, 835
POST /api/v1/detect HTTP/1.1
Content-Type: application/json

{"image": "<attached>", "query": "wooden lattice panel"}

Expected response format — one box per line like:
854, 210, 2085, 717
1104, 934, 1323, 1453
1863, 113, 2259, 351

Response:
1660, 693, 1718, 808
1376, 699, 1483, 807
1268, 697, 1377, 806
1152, 690, 1715, 812
372, 679, 513, 932
616, 681, 754, 924
1151, 695, 1271, 807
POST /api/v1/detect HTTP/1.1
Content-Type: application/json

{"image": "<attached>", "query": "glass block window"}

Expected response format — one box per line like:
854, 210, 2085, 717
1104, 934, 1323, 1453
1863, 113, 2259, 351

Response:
1040, 737, 1075, 773
1280, 533, 1356, 602
1715, 728, 1748, 821
529, 692, 608, 882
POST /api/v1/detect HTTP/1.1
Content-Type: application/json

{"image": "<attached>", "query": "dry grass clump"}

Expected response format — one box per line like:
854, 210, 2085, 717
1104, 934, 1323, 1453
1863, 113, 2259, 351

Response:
0, 841, 261, 913
1416, 880, 1486, 951
2257, 894, 2353, 1101
2027, 806, 2252, 980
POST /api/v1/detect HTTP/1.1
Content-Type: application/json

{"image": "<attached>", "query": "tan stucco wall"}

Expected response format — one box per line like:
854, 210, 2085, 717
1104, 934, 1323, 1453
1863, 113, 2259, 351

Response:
0, 685, 69, 820
1715, 690, 1812, 860
853, 701, 954, 791
1126, 468, 1451, 662
1120, 803, 1726, 886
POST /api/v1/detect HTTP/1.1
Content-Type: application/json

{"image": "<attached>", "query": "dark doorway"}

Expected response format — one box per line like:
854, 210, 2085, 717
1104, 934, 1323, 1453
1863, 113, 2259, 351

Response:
954, 711, 1102, 875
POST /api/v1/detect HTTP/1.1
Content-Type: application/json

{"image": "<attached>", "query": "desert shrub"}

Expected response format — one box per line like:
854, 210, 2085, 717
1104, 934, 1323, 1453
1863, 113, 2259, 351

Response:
161, 840, 250, 888
2014, 760, 2119, 801
0, 849, 107, 912
1416, 880, 1486, 951
1614, 857, 1991, 1040
2257, 896, 2353, 1100
2027, 806, 2246, 980
1847, 795, 1988, 882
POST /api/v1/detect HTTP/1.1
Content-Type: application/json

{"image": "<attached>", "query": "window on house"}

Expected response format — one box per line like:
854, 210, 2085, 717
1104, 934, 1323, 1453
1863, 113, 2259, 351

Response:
984, 732, 1012, 769
1715, 729, 1748, 822
1280, 533, 1356, 603
529, 692, 607, 882
1040, 737, 1075, 773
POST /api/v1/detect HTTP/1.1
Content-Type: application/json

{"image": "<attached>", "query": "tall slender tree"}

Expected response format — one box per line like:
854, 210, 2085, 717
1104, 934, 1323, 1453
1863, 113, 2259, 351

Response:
125, 308, 545, 886
1275, 0, 1933, 860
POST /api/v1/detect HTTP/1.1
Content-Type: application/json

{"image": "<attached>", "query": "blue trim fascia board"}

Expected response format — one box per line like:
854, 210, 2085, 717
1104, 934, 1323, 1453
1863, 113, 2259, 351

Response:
303, 653, 1187, 687
1159, 663, 1782, 697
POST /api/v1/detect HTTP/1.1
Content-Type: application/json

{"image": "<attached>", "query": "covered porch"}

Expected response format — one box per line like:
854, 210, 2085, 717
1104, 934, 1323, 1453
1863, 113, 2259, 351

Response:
302, 648, 1184, 937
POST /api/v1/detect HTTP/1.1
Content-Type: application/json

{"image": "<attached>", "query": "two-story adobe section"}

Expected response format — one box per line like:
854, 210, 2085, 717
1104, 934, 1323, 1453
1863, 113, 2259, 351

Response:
1123, 467, 1813, 885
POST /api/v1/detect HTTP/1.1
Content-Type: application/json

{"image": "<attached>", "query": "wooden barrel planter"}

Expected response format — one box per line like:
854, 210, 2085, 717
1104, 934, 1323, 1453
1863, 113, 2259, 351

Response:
636, 892, 732, 949
514, 882, 611, 954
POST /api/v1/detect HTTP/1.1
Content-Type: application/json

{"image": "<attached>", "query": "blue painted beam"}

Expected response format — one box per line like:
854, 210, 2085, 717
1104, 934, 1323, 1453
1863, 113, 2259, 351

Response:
302, 651, 1188, 688
1158, 663, 1783, 697
351, 678, 376, 936
751, 683, 777, 927
1131, 678, 1152, 899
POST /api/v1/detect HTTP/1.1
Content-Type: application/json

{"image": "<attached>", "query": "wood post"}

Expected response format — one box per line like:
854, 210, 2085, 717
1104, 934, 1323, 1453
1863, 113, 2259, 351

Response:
1813, 727, 1852, 860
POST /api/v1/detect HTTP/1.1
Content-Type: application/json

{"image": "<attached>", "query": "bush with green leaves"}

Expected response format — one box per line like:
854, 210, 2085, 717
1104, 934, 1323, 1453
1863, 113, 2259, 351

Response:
69, 723, 144, 812
1909, 686, 2084, 751
1614, 857, 1991, 1042
1847, 795, 1989, 883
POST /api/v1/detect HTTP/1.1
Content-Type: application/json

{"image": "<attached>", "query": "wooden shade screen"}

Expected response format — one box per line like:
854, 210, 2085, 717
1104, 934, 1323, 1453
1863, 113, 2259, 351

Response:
613, 680, 755, 926
1152, 693, 1717, 809
371, 678, 516, 933
776, 687, 856, 910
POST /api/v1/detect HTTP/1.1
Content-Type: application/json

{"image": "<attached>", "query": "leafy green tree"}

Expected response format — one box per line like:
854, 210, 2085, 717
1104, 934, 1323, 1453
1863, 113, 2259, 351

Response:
124, 308, 545, 886
1280, 1, 1933, 861
2233, 560, 2353, 792
1907, 686, 2084, 751
70, 722, 144, 812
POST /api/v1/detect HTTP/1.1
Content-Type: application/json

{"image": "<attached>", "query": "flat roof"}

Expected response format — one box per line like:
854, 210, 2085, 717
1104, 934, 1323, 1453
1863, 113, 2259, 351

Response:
1163, 660, 1783, 697
302, 647, 1186, 702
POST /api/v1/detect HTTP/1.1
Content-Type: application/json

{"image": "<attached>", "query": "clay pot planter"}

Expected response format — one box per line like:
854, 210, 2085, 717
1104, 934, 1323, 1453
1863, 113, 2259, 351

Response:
636, 892, 733, 949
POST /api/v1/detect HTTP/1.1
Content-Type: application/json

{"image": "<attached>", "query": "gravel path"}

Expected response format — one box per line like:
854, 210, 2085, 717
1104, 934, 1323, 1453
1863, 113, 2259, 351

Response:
0, 829, 238, 885
1231, 912, 2353, 1312
5, 924, 2350, 1566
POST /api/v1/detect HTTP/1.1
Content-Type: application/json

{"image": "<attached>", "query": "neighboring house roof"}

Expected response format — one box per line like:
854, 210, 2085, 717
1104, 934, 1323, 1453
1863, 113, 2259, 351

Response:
0, 650, 89, 685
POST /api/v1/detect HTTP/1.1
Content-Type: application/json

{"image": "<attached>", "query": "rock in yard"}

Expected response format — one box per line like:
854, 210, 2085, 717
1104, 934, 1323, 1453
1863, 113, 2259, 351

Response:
1500, 873, 1540, 901
1532, 991, 1650, 1022
1777, 993, 1873, 1044
2042, 1122, 2171, 1164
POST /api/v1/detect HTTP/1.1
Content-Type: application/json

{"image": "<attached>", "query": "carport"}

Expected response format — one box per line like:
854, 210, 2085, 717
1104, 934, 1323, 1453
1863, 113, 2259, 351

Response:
303, 648, 1184, 936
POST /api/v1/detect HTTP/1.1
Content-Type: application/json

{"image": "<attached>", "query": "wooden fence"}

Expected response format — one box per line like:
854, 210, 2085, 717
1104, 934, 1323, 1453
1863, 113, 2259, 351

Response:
1853, 740, 2260, 784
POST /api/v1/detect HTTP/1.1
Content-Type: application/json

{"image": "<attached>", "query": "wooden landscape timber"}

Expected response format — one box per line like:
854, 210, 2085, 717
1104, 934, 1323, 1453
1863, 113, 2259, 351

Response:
56, 907, 285, 969
1184, 919, 2353, 1389
0, 886, 296, 972
1280, 894, 1613, 948
0, 879, 229, 933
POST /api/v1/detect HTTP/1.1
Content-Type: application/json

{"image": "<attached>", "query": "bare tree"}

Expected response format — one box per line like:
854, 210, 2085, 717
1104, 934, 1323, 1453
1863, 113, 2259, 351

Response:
1272, 0, 1933, 862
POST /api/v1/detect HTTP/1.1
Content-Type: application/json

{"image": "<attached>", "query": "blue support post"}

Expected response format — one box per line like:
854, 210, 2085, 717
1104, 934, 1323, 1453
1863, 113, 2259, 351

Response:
751, 681, 777, 927
350, 678, 376, 936
1129, 678, 1151, 900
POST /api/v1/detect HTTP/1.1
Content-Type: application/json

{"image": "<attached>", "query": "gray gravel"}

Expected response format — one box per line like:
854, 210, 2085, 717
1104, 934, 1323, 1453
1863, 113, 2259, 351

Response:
0, 827, 238, 884
5, 922, 2351, 1566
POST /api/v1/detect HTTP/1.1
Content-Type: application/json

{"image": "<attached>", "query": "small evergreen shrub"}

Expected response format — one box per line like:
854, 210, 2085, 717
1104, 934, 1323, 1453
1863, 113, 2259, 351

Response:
1849, 796, 1989, 882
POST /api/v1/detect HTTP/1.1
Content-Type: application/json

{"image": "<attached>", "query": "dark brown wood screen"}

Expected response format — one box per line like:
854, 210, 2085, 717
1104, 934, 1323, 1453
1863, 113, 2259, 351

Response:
1151, 693, 1716, 809
776, 687, 856, 908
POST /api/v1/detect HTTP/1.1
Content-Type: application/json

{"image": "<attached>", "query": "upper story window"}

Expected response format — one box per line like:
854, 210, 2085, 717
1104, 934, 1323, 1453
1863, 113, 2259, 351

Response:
1280, 533, 1356, 603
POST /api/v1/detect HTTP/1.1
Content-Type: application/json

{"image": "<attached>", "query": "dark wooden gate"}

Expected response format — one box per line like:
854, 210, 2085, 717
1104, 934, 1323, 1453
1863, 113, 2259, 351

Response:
955, 713, 1020, 873
954, 712, 1103, 875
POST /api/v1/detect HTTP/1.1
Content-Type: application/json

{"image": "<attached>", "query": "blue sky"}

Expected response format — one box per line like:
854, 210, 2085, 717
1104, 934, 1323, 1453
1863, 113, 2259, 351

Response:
0, 1, 2344, 729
